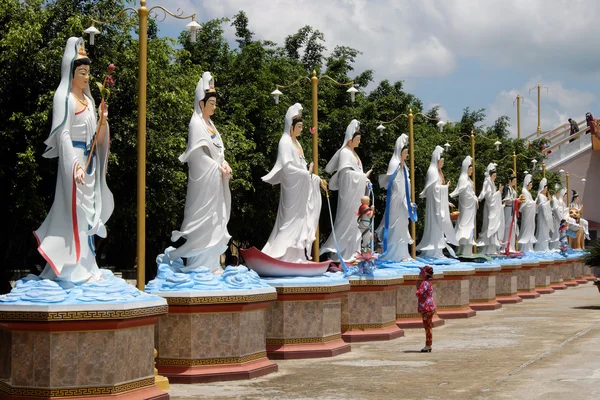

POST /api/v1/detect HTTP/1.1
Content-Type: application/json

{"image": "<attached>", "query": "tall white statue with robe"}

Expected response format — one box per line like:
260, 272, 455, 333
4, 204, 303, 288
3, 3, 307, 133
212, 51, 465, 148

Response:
262, 104, 324, 262
320, 120, 370, 262
549, 187, 566, 250
518, 174, 537, 253
534, 178, 554, 251
416, 146, 457, 258
36, 37, 114, 283
169, 72, 232, 273
500, 175, 518, 252
477, 163, 505, 255
376, 133, 417, 261
450, 156, 477, 256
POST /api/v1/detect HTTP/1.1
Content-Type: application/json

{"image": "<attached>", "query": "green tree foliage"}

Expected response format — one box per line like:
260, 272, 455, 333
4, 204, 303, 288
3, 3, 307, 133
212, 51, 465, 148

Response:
0, 1, 557, 292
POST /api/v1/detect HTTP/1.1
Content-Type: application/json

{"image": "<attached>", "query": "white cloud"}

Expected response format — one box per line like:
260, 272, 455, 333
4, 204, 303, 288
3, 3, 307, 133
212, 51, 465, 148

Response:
485, 77, 596, 138
162, 0, 600, 83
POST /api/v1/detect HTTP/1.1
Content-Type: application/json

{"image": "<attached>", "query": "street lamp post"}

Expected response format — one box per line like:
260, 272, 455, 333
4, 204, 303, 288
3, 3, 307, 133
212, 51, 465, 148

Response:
376, 110, 439, 258
86, 0, 200, 290
514, 94, 523, 139
529, 83, 548, 134
271, 71, 357, 261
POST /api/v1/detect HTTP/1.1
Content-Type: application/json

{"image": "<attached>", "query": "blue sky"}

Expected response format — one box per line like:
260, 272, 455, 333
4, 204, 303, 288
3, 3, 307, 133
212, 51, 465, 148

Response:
144, 0, 600, 137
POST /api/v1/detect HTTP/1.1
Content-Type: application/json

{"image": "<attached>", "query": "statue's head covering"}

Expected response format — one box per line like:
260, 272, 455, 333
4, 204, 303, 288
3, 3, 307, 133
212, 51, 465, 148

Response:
325, 119, 360, 174
43, 37, 95, 159
484, 163, 497, 179
538, 178, 547, 193
262, 103, 304, 185
523, 174, 532, 189
450, 156, 472, 198
194, 71, 216, 115
420, 145, 444, 198
385, 133, 408, 175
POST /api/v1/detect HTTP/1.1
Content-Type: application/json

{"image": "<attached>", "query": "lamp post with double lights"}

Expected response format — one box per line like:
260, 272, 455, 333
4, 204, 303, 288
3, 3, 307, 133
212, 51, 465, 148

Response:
85, 0, 201, 290
270, 71, 357, 261
376, 110, 442, 258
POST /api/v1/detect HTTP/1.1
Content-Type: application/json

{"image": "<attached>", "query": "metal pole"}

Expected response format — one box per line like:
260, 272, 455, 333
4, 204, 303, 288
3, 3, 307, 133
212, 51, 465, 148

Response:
136, 0, 148, 290
409, 110, 416, 258
537, 84, 541, 133
311, 71, 320, 261
513, 152, 519, 252
566, 173, 571, 207
542, 162, 546, 178
517, 94, 521, 139
471, 131, 477, 253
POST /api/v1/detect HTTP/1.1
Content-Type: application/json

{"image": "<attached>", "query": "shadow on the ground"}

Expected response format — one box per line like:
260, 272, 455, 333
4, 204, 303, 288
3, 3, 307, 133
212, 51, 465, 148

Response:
403, 350, 429, 353
572, 305, 600, 310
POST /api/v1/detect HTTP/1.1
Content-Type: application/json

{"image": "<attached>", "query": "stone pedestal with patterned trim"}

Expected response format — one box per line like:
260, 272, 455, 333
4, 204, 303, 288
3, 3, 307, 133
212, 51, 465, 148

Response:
341, 275, 404, 342
152, 288, 278, 383
435, 268, 476, 319
396, 272, 445, 329
549, 261, 568, 291
0, 300, 169, 400
560, 260, 579, 287
516, 262, 540, 299
469, 265, 502, 311
264, 280, 351, 359
496, 263, 523, 304
535, 260, 555, 294
573, 259, 589, 284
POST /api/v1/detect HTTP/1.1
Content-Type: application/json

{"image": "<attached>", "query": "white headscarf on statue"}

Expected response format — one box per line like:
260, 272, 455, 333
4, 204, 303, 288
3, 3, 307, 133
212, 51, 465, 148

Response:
450, 156, 472, 198
420, 145, 444, 198
325, 119, 360, 174
538, 178, 547, 193
523, 174, 532, 189
559, 187, 566, 198
44, 37, 95, 159
180, 71, 219, 163
484, 163, 497, 180
262, 103, 304, 185
379, 133, 408, 188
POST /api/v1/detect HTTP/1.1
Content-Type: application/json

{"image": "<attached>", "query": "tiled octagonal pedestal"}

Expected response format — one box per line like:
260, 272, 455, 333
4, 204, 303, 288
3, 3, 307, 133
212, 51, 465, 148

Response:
468, 265, 502, 311
341, 275, 404, 342
153, 289, 278, 383
548, 261, 568, 291
572, 259, 589, 284
516, 262, 540, 300
534, 260, 555, 295
560, 260, 579, 287
436, 269, 476, 319
265, 280, 351, 359
495, 264, 523, 304
0, 300, 169, 400
396, 272, 445, 329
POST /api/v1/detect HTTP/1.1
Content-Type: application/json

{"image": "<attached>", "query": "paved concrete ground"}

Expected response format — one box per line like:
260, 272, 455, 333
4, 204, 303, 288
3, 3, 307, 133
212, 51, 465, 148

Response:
169, 283, 600, 400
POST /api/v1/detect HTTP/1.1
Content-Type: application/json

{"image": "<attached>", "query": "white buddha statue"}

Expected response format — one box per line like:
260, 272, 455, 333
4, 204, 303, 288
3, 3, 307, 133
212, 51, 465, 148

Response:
262, 103, 324, 262
416, 146, 457, 258
477, 163, 504, 255
518, 174, 537, 253
534, 178, 554, 252
168, 72, 232, 273
36, 37, 114, 283
450, 156, 477, 256
376, 133, 417, 261
320, 120, 371, 262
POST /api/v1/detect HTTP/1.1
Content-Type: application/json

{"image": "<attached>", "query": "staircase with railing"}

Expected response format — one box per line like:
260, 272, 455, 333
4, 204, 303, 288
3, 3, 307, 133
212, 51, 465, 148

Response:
524, 118, 598, 169
530, 116, 600, 233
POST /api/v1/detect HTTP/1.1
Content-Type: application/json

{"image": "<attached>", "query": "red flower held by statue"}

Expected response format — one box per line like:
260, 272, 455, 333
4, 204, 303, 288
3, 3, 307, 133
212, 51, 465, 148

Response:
107, 63, 116, 74
310, 127, 316, 135
355, 250, 378, 263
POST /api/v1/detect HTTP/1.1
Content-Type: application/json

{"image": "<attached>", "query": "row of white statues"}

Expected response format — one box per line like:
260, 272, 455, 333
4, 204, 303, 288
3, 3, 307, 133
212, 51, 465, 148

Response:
37, 38, 589, 285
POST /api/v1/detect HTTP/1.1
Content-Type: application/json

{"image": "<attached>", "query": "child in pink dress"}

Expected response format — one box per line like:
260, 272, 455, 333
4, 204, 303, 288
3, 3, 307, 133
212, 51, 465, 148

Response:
416, 265, 436, 352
